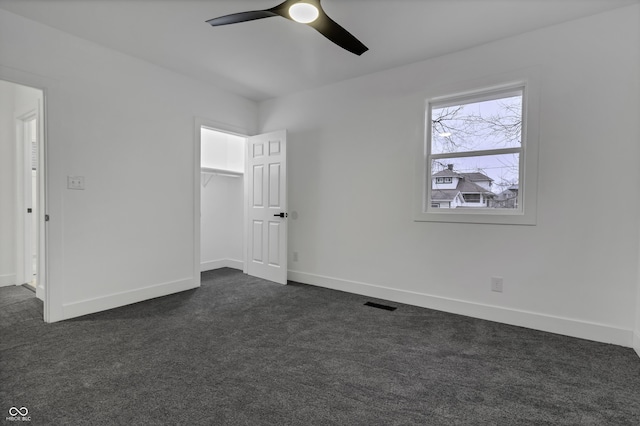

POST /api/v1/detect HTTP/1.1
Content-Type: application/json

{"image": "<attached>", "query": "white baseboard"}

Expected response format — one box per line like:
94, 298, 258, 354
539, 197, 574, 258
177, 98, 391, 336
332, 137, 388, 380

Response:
200, 259, 226, 271
61, 277, 198, 320
225, 259, 244, 270
288, 270, 634, 348
36, 283, 44, 301
201, 258, 244, 272
0, 273, 16, 287
634, 331, 640, 359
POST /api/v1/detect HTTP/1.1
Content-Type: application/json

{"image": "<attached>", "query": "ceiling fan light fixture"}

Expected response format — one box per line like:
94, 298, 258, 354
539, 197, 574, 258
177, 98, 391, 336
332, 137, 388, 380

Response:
206, 0, 368, 55
289, 2, 319, 24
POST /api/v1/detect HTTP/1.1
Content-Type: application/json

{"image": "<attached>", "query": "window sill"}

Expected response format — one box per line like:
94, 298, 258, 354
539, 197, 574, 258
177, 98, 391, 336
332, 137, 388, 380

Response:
414, 208, 536, 226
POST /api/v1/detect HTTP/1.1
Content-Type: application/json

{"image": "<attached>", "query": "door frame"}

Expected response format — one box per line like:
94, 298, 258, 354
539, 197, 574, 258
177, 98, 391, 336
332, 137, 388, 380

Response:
193, 117, 250, 283
0, 63, 57, 322
3, 75, 49, 321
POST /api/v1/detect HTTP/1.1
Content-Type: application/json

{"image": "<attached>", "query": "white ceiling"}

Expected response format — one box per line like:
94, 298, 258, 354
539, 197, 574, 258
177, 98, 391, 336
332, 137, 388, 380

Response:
1, 0, 637, 101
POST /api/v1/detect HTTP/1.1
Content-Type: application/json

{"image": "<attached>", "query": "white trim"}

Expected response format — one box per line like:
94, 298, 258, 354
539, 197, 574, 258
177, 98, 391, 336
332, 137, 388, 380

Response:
196, 118, 250, 138
35, 281, 44, 301
243, 137, 249, 275
0, 274, 16, 287
430, 84, 525, 109
225, 259, 244, 271
61, 277, 198, 320
201, 258, 244, 272
193, 119, 203, 290
431, 147, 521, 160
634, 332, 640, 359
288, 270, 634, 348
414, 68, 541, 226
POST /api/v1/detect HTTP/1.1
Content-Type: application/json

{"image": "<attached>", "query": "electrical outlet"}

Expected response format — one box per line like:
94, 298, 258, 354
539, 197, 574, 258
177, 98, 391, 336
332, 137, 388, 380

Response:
67, 176, 85, 190
292, 251, 299, 262
491, 276, 503, 293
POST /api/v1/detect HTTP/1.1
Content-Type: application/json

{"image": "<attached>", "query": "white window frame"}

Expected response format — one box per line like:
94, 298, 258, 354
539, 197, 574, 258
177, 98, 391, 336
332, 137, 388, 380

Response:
435, 177, 453, 184
414, 76, 540, 226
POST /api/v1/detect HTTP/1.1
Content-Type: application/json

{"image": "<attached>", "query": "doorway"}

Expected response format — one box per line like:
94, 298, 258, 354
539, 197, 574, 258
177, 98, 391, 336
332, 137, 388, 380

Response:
19, 114, 38, 290
196, 125, 289, 285
0, 79, 46, 309
199, 127, 247, 273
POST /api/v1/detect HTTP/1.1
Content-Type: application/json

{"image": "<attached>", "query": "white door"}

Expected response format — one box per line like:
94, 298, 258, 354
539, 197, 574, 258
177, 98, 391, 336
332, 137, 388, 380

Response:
246, 130, 287, 285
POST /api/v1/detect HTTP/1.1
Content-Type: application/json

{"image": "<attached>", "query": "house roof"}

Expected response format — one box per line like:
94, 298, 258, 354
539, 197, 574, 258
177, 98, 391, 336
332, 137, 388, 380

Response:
457, 180, 494, 195
431, 189, 460, 201
433, 169, 461, 178
463, 172, 493, 182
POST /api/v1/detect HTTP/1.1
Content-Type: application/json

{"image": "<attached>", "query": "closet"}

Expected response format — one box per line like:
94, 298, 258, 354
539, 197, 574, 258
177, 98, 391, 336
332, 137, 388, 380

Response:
200, 127, 246, 272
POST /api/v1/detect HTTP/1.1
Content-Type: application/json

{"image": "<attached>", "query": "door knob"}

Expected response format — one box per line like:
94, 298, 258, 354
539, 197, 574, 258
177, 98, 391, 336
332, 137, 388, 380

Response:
273, 212, 288, 218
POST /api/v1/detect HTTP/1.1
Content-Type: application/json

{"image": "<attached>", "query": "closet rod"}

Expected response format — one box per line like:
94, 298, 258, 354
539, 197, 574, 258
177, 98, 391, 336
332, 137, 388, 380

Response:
200, 167, 243, 178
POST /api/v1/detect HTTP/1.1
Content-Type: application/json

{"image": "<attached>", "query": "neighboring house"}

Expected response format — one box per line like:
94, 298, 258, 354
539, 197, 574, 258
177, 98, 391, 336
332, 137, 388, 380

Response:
491, 184, 519, 209
431, 164, 495, 208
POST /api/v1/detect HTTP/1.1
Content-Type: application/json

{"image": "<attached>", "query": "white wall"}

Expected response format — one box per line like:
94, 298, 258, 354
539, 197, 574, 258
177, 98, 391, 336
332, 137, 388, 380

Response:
260, 5, 640, 346
200, 176, 244, 271
0, 9, 257, 321
201, 128, 245, 173
0, 80, 16, 286
200, 177, 229, 269
14, 84, 42, 119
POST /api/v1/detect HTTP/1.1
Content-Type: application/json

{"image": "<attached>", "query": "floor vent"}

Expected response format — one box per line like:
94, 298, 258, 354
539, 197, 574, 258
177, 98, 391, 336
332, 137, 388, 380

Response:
364, 302, 397, 311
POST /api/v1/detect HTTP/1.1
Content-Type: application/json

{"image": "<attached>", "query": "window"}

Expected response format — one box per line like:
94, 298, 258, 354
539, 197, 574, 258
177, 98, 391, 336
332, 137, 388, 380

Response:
435, 177, 452, 184
462, 194, 481, 203
414, 78, 539, 225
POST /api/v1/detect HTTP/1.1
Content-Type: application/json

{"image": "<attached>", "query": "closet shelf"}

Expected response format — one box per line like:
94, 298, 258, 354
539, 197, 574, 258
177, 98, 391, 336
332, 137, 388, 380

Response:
201, 167, 243, 178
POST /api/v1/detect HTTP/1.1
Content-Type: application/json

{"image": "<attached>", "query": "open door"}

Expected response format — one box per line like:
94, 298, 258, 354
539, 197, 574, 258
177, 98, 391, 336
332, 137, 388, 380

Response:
246, 130, 288, 285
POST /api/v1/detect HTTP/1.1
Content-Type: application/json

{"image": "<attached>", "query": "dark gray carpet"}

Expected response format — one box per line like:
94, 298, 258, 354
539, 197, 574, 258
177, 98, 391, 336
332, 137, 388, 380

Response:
1, 268, 639, 425
0, 284, 42, 328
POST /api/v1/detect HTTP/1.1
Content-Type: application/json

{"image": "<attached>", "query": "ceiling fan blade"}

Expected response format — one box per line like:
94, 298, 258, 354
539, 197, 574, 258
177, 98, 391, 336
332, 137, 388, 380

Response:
206, 10, 278, 27
206, 0, 368, 56
308, 10, 368, 56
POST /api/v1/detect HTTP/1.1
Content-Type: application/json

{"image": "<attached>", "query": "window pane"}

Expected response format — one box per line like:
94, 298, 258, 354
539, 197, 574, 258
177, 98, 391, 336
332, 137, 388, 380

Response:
431, 94, 522, 154
429, 154, 519, 210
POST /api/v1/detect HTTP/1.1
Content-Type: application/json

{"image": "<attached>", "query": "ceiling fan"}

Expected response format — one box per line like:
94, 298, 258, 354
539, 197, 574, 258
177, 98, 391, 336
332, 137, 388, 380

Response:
206, 0, 368, 56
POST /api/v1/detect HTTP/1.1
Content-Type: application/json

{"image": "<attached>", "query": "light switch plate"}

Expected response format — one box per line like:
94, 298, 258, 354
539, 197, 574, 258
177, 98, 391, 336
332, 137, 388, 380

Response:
67, 176, 85, 190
